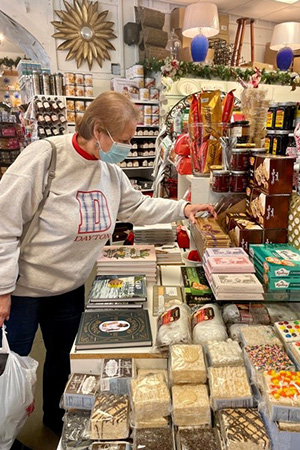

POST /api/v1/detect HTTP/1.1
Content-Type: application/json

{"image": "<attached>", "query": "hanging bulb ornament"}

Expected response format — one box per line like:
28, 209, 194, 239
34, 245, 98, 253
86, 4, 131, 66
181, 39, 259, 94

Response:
166, 29, 182, 59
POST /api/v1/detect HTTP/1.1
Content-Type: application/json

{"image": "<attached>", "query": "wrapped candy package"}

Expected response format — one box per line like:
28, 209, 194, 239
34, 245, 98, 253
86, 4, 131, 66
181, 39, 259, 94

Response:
240, 325, 282, 347
176, 427, 219, 450
169, 344, 207, 384
244, 344, 294, 387
172, 384, 211, 427
91, 443, 132, 450
206, 339, 243, 367
223, 303, 270, 326
209, 366, 253, 410
131, 373, 171, 425
217, 408, 270, 450
61, 409, 93, 449
262, 370, 300, 423
90, 394, 129, 440
192, 304, 227, 345
156, 304, 192, 350
133, 427, 173, 450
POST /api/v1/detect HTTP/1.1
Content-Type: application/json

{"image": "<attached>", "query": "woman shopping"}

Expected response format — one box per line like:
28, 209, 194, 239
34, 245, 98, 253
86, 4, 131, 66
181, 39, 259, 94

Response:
0, 91, 215, 447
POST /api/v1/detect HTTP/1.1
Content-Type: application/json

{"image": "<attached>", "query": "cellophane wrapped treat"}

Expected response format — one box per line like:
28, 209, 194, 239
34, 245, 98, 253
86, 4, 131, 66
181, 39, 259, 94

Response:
90, 394, 129, 440
262, 370, 300, 422
217, 408, 270, 450
176, 427, 219, 450
133, 427, 174, 450
223, 303, 270, 326
192, 303, 228, 345
131, 373, 171, 425
172, 384, 211, 427
240, 325, 282, 347
209, 366, 253, 410
206, 339, 244, 367
61, 409, 93, 449
169, 344, 206, 384
156, 304, 192, 350
241, 87, 269, 147
91, 443, 132, 450
244, 344, 295, 388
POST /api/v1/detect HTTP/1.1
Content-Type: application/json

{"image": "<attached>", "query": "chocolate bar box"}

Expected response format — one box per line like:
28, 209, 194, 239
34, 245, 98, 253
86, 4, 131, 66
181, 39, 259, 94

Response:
250, 244, 300, 277
246, 186, 290, 229
249, 154, 294, 194
226, 212, 263, 253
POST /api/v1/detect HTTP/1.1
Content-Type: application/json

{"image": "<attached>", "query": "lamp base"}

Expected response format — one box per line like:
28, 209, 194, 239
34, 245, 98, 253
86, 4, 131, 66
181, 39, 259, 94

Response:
191, 34, 209, 62
277, 47, 293, 71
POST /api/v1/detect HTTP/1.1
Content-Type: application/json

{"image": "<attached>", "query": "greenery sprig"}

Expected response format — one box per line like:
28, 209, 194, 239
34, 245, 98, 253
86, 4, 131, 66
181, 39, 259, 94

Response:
142, 57, 300, 89
0, 57, 21, 70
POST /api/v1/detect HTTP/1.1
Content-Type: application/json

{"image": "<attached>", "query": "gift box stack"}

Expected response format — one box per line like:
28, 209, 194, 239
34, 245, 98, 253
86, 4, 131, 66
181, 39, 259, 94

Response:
226, 155, 294, 253
203, 247, 264, 301
249, 243, 300, 299
191, 216, 231, 257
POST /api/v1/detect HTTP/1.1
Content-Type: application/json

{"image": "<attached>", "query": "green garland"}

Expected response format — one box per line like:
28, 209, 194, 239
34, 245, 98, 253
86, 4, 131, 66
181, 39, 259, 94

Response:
0, 57, 21, 70
142, 57, 298, 88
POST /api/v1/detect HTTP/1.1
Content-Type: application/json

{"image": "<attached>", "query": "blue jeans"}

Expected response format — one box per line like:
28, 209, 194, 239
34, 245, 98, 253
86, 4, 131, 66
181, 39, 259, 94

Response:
4, 286, 85, 433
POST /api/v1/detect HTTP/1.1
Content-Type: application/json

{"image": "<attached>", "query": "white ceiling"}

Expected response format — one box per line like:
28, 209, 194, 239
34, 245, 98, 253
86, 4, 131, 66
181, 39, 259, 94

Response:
168, 0, 300, 23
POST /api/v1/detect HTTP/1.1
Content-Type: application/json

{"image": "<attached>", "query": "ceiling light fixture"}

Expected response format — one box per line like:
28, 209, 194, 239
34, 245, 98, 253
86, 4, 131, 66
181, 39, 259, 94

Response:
0, 34, 4, 45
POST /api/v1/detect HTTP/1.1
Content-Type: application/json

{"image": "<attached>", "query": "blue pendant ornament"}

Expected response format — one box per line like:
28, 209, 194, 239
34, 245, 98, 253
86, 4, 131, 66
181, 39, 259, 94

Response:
277, 47, 293, 71
191, 34, 209, 62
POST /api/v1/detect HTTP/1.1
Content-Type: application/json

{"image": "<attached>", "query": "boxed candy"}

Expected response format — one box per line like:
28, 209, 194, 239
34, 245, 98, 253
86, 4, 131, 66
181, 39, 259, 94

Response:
63, 373, 100, 410
90, 393, 129, 440
172, 384, 211, 427
217, 408, 270, 450
274, 320, 300, 343
169, 344, 207, 384
208, 366, 253, 410
249, 154, 294, 195
250, 244, 300, 278
176, 427, 219, 450
262, 370, 300, 423
240, 325, 282, 347
246, 186, 290, 229
226, 212, 263, 252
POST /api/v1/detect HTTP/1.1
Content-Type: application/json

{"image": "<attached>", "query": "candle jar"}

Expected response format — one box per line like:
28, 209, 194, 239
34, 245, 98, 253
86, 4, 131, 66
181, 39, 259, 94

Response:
211, 170, 230, 193
230, 171, 249, 193
231, 148, 250, 171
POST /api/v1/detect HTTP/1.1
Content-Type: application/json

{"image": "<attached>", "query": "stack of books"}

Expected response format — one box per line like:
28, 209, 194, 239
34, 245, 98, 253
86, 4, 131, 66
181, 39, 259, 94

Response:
191, 217, 231, 257
133, 223, 176, 245
86, 274, 147, 310
96, 245, 157, 283
155, 243, 182, 265
203, 248, 263, 301
250, 243, 300, 293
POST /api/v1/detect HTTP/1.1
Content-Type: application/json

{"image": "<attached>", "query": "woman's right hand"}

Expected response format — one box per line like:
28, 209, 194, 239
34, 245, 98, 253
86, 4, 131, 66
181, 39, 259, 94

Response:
0, 294, 11, 327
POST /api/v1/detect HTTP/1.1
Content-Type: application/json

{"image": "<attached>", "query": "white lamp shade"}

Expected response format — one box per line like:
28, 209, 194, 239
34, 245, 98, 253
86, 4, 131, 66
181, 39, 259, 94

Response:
270, 22, 300, 50
182, 2, 219, 38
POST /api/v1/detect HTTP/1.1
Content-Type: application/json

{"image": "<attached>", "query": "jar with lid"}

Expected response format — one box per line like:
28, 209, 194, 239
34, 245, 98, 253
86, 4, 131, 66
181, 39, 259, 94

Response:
286, 133, 297, 158
230, 121, 250, 143
272, 130, 291, 155
231, 148, 250, 171
211, 170, 230, 193
265, 130, 275, 154
266, 102, 277, 129
274, 102, 297, 130
230, 171, 249, 193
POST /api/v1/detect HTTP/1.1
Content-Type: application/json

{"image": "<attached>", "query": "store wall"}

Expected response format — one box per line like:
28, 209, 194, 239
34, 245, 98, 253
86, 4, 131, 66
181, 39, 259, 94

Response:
1, 0, 274, 96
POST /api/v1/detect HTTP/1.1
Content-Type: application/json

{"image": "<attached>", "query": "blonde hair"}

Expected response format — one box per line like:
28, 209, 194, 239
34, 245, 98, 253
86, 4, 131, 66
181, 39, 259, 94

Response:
76, 91, 140, 140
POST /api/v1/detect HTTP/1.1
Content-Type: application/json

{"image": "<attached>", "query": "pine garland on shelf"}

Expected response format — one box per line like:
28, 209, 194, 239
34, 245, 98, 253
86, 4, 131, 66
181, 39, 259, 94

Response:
0, 57, 21, 70
142, 57, 300, 89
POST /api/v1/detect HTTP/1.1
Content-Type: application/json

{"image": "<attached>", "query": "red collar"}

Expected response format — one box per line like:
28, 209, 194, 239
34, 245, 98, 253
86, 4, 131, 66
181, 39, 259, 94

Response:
72, 133, 98, 160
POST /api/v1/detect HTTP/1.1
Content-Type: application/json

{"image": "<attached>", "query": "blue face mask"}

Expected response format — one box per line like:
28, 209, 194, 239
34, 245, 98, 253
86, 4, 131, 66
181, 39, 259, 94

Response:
99, 129, 131, 164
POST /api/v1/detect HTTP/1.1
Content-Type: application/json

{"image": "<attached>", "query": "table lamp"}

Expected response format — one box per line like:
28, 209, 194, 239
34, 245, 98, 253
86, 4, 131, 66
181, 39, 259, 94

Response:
270, 22, 300, 71
182, 2, 219, 63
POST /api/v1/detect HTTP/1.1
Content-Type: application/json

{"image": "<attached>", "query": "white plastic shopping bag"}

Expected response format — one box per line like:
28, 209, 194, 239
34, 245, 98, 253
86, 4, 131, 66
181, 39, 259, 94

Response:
0, 326, 38, 450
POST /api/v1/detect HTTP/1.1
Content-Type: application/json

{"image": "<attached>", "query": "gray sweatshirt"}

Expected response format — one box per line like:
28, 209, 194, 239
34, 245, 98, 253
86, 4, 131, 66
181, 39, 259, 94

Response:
0, 134, 187, 297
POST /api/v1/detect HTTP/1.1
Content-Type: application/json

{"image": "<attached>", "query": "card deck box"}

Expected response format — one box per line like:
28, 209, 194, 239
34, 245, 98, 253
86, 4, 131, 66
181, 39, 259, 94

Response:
246, 186, 290, 229
226, 212, 263, 253
249, 244, 300, 278
249, 154, 294, 195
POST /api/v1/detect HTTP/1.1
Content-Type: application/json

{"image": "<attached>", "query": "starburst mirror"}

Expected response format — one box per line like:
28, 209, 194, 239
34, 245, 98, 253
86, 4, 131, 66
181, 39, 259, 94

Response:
52, 0, 116, 70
